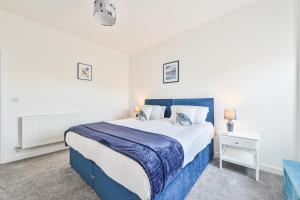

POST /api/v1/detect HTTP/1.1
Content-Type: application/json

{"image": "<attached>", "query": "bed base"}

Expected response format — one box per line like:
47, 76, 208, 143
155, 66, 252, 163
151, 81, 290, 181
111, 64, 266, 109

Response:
70, 140, 213, 200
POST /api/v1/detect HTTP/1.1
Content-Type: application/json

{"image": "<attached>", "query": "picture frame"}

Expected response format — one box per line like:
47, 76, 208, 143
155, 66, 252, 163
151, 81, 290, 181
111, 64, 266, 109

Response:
163, 60, 179, 83
77, 63, 92, 81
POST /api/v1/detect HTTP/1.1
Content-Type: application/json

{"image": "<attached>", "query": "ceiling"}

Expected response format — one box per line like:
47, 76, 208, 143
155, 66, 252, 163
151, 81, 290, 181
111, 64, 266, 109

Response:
0, 0, 256, 54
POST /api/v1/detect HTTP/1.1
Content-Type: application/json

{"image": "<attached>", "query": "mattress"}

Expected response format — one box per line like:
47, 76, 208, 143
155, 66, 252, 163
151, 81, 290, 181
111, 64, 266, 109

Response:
65, 118, 214, 200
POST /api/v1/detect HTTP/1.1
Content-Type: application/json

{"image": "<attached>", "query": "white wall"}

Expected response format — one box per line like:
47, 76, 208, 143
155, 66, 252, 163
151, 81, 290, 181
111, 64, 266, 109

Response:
0, 9, 129, 163
129, 0, 298, 173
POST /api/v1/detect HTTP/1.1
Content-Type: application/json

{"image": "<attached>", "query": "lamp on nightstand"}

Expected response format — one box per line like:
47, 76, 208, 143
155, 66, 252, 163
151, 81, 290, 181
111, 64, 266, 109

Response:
134, 105, 141, 117
224, 109, 236, 132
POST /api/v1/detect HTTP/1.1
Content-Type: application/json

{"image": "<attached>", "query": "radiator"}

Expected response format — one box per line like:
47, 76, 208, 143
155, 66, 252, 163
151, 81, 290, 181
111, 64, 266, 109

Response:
20, 113, 81, 149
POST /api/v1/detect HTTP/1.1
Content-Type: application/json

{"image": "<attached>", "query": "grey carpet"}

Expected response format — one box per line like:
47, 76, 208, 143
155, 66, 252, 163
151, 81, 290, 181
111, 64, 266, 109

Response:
0, 150, 283, 200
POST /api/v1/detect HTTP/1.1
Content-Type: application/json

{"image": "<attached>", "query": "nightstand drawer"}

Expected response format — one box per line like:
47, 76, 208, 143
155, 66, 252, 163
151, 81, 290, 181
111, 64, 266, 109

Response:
220, 136, 257, 150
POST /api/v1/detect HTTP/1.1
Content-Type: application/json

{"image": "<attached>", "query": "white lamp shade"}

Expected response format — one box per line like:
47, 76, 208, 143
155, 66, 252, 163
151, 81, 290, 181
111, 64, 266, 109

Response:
224, 109, 236, 120
134, 106, 141, 113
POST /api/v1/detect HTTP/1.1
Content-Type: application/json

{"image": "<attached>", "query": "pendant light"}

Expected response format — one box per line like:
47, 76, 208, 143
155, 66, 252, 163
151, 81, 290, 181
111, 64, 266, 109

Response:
93, 0, 116, 26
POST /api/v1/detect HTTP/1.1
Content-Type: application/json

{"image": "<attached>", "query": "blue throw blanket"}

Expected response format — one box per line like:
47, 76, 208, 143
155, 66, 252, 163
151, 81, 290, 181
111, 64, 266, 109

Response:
65, 122, 184, 199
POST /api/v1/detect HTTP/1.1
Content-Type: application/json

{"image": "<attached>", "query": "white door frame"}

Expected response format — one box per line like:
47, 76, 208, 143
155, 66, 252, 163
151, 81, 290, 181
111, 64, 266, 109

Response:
297, 0, 300, 161
0, 50, 4, 164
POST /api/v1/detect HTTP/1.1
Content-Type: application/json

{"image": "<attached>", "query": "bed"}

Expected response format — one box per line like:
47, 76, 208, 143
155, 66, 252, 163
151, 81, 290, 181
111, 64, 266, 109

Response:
65, 98, 214, 200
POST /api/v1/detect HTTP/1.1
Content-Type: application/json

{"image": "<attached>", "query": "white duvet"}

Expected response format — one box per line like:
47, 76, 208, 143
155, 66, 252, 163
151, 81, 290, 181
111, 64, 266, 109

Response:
65, 118, 214, 200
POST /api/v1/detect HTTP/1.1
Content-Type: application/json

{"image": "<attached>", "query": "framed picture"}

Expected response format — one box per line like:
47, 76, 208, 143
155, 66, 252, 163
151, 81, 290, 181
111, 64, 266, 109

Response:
77, 63, 92, 81
163, 60, 179, 83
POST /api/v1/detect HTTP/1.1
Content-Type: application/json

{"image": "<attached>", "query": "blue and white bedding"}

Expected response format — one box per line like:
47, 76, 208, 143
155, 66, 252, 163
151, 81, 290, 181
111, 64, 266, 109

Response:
65, 118, 214, 200
65, 121, 184, 199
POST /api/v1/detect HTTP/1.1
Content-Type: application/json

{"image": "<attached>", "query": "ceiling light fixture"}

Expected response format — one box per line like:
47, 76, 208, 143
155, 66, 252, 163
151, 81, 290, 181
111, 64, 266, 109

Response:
93, 0, 116, 26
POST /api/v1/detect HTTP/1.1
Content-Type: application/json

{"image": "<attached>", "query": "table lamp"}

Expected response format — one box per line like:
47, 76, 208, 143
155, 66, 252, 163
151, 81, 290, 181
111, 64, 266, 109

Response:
224, 109, 236, 132
134, 105, 141, 117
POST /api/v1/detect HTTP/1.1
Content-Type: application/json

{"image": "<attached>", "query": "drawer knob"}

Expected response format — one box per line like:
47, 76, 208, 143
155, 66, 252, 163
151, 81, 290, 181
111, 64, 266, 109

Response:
235, 142, 239, 144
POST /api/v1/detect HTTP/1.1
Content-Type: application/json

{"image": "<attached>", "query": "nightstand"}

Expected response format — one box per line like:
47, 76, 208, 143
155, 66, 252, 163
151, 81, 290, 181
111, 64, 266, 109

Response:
219, 132, 260, 181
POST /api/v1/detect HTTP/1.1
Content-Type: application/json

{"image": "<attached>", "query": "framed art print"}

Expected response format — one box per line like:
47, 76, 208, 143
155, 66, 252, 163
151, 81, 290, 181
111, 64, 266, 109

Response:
163, 60, 179, 83
77, 63, 92, 81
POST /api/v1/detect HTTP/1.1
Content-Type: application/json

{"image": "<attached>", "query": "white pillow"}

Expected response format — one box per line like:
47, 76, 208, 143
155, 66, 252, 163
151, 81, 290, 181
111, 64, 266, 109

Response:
160, 106, 166, 118
143, 105, 166, 120
171, 105, 209, 124
175, 107, 197, 126
194, 106, 209, 124
137, 106, 152, 121
170, 106, 181, 120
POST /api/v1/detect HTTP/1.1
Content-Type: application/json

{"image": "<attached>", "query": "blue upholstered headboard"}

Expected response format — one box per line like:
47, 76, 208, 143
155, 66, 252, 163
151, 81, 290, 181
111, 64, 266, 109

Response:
144, 98, 214, 125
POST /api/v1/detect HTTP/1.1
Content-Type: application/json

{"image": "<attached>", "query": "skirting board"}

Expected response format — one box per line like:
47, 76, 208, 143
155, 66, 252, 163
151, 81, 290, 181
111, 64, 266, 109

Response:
0, 143, 67, 164
214, 152, 282, 176
1, 146, 282, 176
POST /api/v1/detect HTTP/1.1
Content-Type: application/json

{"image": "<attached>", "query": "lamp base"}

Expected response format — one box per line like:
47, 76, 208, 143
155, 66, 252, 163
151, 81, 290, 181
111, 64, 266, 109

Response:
227, 120, 234, 132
